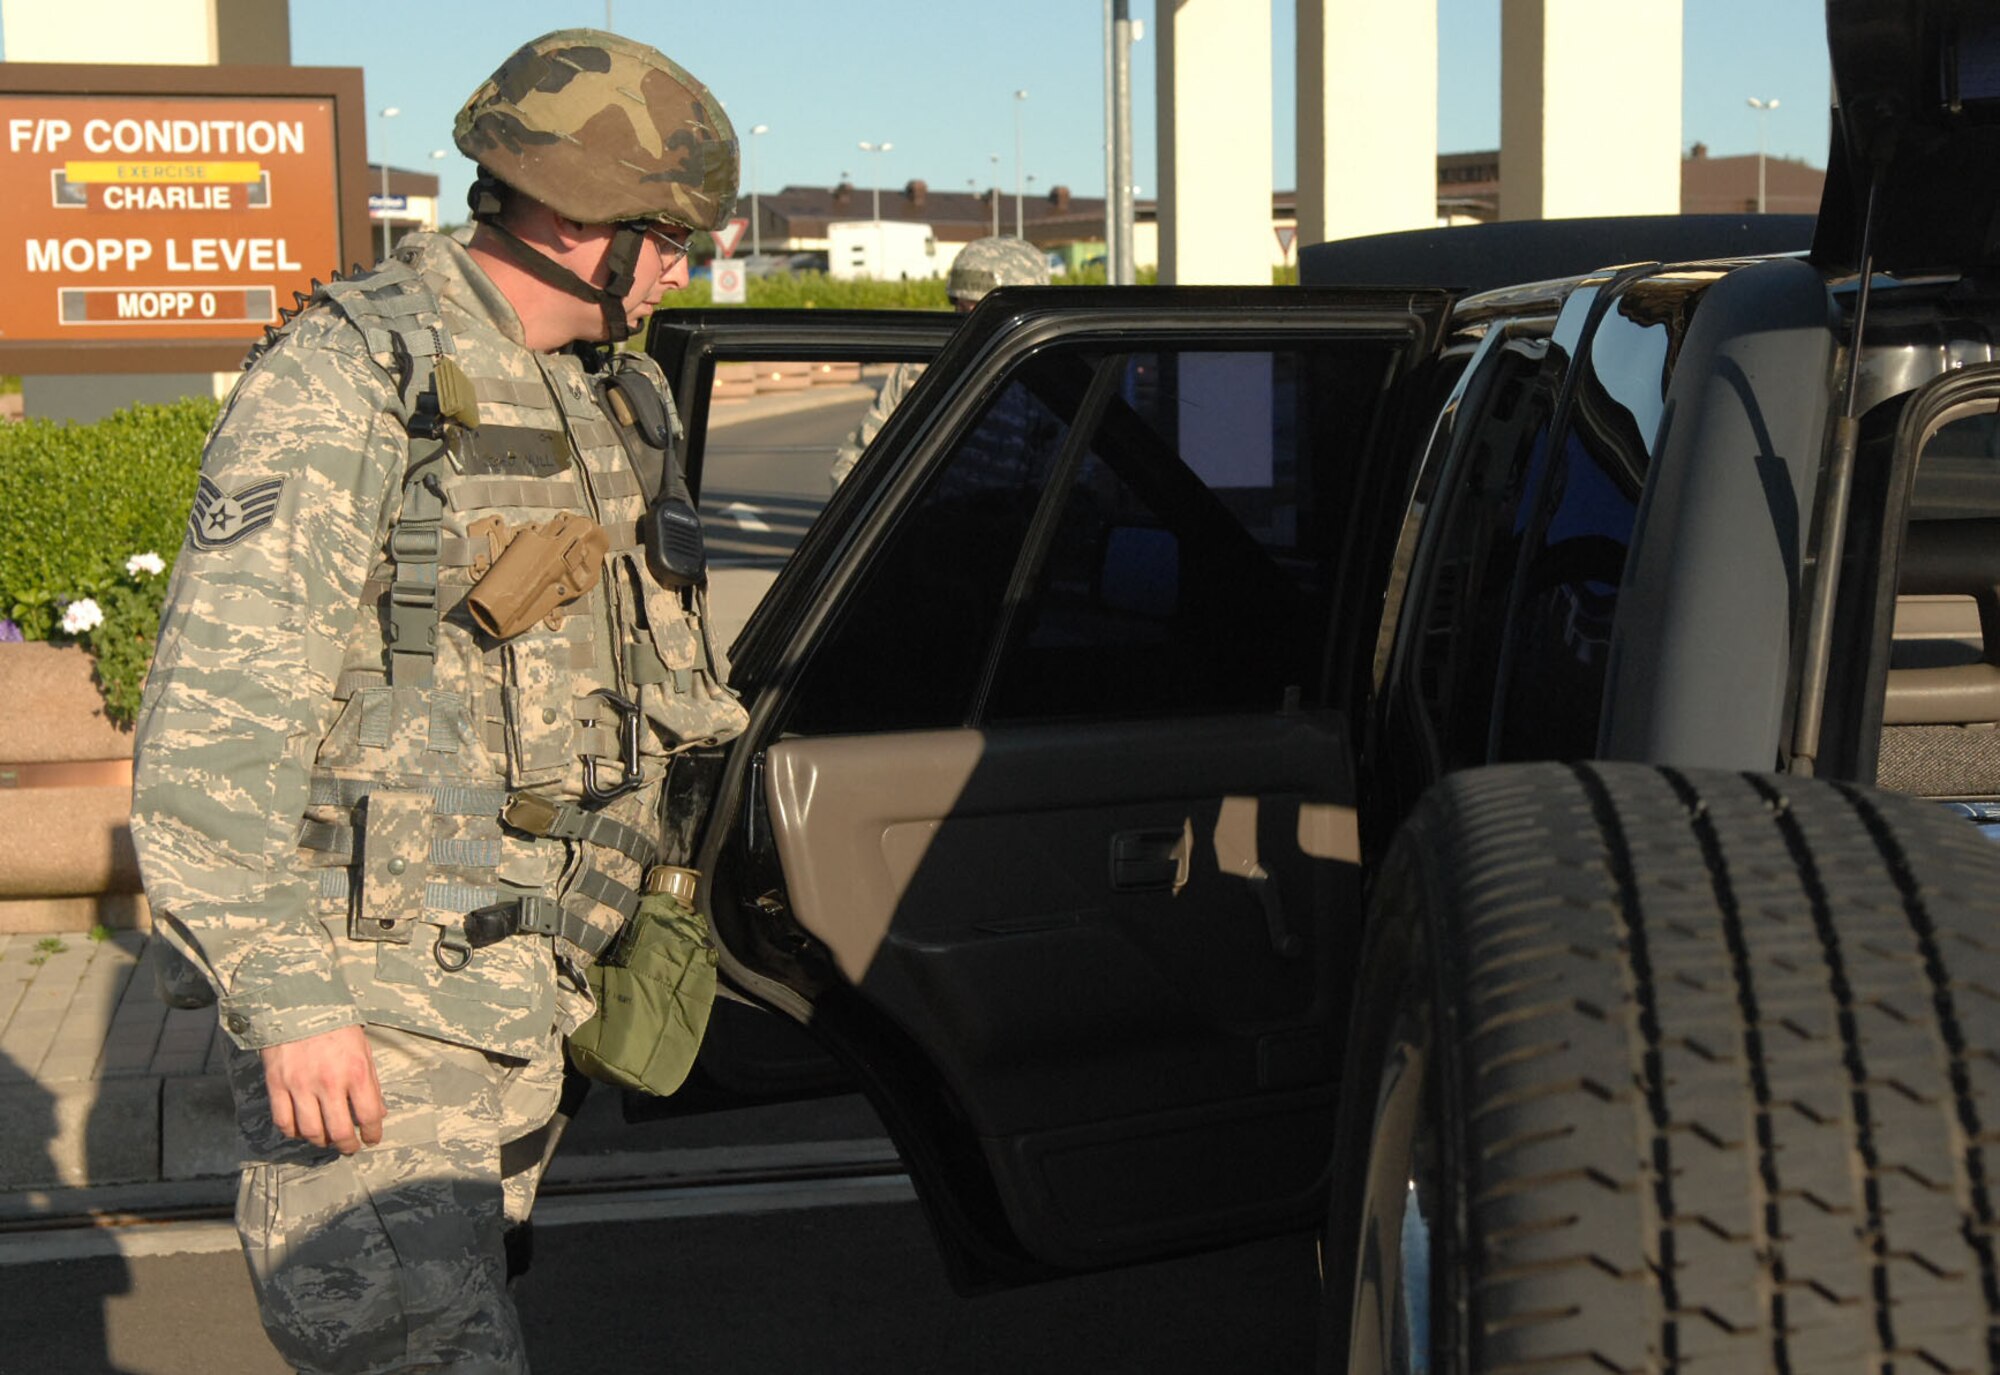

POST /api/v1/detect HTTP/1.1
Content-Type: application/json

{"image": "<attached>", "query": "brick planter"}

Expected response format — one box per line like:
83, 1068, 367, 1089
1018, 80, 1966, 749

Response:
0, 643, 146, 931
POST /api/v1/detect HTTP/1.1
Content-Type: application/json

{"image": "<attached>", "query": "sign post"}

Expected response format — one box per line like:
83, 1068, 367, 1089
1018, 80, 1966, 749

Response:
0, 62, 369, 374
710, 216, 748, 260
710, 258, 747, 305
1274, 224, 1298, 267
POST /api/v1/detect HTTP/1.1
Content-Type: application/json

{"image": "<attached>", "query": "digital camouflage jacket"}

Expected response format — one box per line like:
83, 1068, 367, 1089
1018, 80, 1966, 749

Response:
830, 360, 924, 489
132, 232, 746, 1059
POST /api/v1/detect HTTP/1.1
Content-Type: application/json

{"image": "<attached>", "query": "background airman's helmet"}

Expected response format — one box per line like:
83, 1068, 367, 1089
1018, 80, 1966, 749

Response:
455, 28, 738, 232
947, 236, 1053, 303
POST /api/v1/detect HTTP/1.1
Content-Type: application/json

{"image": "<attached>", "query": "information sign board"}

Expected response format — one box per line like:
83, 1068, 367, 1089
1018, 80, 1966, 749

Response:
0, 63, 368, 373
710, 258, 746, 305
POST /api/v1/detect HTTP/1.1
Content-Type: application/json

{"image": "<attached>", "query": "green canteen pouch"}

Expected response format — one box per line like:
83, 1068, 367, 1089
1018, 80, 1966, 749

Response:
568, 888, 717, 1096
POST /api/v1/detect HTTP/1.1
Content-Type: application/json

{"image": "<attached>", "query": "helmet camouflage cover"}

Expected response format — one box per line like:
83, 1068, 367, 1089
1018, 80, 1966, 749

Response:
947, 236, 1051, 301
455, 29, 738, 232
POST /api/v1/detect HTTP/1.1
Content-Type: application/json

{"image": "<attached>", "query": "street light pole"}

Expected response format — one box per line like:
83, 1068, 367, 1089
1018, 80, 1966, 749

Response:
748, 124, 769, 259
1103, 0, 1116, 283
1012, 90, 1028, 238
1747, 96, 1779, 214
428, 148, 448, 232
858, 140, 892, 277
376, 105, 399, 259
858, 140, 892, 222
1112, 2, 1136, 285
989, 154, 1000, 236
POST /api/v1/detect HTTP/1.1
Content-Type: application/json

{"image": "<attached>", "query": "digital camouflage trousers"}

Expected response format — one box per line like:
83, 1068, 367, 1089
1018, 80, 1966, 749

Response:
227, 1023, 564, 1374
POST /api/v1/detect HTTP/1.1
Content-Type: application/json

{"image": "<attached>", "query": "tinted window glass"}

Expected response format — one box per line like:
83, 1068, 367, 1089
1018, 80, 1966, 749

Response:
983, 343, 1395, 721
785, 352, 1083, 735
1491, 297, 1667, 760
1407, 347, 1557, 771
695, 356, 921, 650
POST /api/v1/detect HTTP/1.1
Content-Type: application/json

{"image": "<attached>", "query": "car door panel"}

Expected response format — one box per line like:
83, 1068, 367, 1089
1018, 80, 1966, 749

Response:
765, 712, 1357, 1266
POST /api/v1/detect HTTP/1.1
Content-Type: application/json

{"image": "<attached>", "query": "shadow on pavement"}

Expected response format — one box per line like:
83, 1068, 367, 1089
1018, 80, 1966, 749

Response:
518, 1202, 1318, 1375
0, 1048, 137, 1375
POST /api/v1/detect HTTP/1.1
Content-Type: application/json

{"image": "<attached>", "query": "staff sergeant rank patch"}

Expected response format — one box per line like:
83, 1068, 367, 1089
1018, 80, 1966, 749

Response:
188, 475, 284, 551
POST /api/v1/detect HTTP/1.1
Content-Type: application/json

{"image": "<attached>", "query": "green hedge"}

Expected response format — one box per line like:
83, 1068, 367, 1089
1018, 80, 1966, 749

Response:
0, 398, 214, 722
658, 265, 1161, 313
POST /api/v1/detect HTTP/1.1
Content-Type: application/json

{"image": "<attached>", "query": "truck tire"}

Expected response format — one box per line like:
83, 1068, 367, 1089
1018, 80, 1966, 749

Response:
1319, 761, 2000, 1375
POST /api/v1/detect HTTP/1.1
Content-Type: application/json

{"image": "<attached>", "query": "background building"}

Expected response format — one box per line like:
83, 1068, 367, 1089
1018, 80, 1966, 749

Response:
746, 145, 1824, 280
1680, 144, 1824, 215
364, 162, 445, 257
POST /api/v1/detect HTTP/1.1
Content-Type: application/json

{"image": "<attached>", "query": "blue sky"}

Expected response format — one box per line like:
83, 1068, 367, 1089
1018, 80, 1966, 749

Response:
22, 0, 1836, 219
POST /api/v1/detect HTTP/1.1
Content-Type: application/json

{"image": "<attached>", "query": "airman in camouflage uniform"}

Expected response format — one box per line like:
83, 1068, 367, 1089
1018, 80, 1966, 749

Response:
829, 235, 1050, 488
131, 30, 744, 1374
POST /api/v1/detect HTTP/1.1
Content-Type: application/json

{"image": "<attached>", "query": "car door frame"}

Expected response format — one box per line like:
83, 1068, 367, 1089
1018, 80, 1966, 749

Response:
677, 287, 1455, 1289
635, 307, 963, 1114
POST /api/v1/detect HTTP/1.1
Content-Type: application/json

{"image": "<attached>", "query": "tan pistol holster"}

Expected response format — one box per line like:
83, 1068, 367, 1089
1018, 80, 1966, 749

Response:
464, 511, 610, 641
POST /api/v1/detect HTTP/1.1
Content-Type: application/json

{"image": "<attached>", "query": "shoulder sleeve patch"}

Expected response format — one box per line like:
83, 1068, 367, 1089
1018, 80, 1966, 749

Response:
188, 474, 286, 551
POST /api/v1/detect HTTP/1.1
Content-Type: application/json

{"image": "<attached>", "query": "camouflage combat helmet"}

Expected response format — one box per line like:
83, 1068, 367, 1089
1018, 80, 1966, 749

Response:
455, 29, 737, 342
456, 29, 738, 231
947, 236, 1051, 302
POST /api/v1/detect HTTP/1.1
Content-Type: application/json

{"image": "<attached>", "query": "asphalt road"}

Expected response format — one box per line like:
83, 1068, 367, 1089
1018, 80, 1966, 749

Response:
698, 391, 875, 568
1, 1190, 1318, 1374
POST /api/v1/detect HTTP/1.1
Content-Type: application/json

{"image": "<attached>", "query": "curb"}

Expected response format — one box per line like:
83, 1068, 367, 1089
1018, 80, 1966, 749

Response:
0, 1056, 893, 1223
0, 1132, 904, 1230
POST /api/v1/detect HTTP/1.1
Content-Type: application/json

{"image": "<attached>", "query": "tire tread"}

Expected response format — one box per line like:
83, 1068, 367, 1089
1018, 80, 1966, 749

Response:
1403, 763, 2000, 1374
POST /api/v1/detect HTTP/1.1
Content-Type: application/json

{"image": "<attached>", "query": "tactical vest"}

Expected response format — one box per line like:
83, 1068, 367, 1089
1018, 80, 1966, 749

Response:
268, 259, 745, 1048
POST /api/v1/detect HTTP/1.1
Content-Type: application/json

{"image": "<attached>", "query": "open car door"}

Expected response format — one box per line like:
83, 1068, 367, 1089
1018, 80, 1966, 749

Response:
637, 308, 958, 1111
691, 286, 1452, 1287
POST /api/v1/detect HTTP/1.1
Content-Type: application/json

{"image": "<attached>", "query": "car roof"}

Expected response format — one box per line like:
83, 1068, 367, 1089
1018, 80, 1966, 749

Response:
1299, 215, 1818, 296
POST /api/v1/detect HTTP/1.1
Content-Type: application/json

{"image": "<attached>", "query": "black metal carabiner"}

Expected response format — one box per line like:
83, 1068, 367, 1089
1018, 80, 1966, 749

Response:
580, 688, 645, 805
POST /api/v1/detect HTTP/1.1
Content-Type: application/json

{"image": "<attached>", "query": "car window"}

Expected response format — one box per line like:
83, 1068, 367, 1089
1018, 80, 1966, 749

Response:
1879, 403, 2000, 799
1405, 346, 1558, 771
691, 354, 937, 650
983, 343, 1395, 721
1490, 294, 1669, 760
781, 351, 1084, 736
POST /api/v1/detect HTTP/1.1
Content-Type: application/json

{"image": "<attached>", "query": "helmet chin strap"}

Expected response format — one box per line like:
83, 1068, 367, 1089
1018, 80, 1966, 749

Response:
470, 196, 648, 344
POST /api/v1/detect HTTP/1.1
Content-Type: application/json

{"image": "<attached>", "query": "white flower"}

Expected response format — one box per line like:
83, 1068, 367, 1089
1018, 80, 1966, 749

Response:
60, 598, 105, 635
125, 551, 166, 578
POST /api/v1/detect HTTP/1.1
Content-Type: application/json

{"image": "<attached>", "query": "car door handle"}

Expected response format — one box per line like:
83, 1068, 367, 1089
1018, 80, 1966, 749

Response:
1111, 825, 1191, 893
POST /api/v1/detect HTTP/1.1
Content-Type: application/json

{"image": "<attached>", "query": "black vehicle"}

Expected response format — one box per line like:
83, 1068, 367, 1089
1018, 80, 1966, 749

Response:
641, 3, 2000, 1369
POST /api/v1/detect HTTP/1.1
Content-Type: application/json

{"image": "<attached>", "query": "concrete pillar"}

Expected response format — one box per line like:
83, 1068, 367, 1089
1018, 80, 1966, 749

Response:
1297, 0, 1438, 245
1499, 0, 1681, 221
1155, 0, 1274, 285
2, 0, 289, 421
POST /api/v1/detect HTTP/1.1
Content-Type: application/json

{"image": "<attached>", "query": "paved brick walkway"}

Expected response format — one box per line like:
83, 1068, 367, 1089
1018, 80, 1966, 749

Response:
0, 930, 238, 1200
0, 930, 225, 1087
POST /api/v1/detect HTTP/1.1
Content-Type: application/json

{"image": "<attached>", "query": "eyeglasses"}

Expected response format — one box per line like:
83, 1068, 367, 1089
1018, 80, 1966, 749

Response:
636, 222, 692, 265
